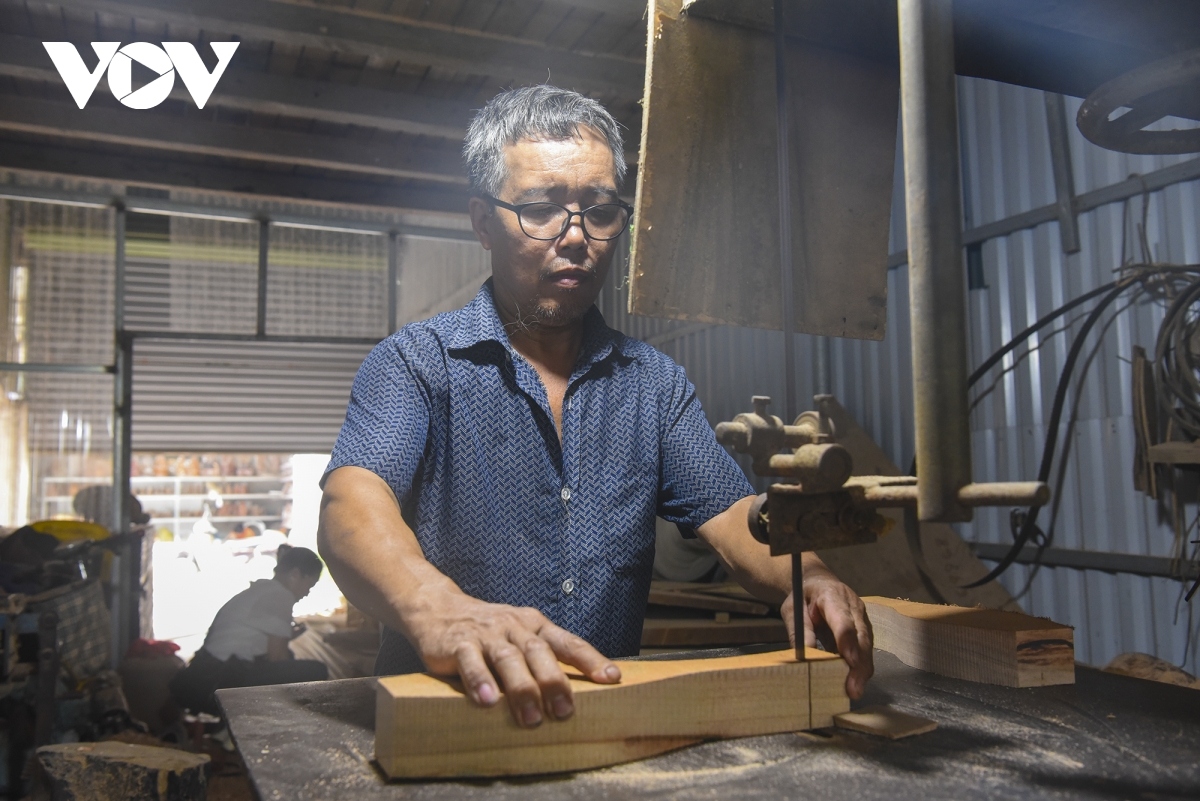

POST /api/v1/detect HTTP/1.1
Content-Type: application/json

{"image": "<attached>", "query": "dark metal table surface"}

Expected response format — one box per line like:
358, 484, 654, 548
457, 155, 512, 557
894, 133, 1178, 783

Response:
218, 649, 1200, 800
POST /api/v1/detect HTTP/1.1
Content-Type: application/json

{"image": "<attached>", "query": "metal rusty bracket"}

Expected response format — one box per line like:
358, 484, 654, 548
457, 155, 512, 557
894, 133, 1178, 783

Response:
720, 395, 1051, 559
751, 484, 889, 556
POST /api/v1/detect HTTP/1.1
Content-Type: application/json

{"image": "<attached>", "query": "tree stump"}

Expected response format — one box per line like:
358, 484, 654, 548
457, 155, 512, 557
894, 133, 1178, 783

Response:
33, 741, 209, 801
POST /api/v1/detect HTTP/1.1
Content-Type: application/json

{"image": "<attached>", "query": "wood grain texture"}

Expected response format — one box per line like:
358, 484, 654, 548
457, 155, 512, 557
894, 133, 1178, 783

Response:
630, 0, 898, 339
375, 648, 845, 778
834, 705, 938, 739
864, 596, 1075, 688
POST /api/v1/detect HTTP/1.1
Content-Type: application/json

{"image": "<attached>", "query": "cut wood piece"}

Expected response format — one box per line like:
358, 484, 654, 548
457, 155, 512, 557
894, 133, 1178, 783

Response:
834, 705, 938, 739
375, 648, 846, 778
864, 596, 1075, 687
647, 587, 771, 615
640, 616, 788, 647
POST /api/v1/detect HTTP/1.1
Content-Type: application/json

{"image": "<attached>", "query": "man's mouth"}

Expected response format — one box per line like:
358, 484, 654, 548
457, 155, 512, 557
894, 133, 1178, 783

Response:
544, 268, 593, 289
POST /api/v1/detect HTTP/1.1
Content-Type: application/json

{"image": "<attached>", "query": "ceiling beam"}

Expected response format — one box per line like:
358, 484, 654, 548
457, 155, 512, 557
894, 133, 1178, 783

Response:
0, 133, 471, 216
61, 0, 646, 98
0, 33, 475, 139
0, 34, 644, 161
0, 95, 469, 184
541, 0, 646, 20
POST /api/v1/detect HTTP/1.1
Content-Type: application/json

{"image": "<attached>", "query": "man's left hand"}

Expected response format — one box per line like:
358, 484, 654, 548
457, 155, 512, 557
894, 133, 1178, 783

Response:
780, 562, 874, 699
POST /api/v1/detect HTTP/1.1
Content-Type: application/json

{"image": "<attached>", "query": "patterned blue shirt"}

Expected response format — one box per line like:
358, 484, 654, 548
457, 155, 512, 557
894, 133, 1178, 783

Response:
325, 280, 753, 674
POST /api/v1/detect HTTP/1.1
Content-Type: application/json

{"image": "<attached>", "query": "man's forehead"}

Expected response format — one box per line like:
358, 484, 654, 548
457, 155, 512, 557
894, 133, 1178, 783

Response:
501, 132, 618, 195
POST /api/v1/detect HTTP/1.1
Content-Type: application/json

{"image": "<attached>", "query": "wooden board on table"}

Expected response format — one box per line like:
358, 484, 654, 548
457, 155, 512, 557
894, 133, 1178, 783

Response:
640, 616, 788, 647
864, 596, 1075, 687
375, 648, 846, 779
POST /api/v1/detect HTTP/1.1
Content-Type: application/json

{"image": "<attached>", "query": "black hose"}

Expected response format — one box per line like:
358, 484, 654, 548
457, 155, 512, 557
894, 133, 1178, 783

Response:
964, 278, 1135, 587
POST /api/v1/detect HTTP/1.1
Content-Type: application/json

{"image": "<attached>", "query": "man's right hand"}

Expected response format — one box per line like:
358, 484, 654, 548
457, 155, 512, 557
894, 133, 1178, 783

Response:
318, 466, 620, 729
408, 590, 622, 727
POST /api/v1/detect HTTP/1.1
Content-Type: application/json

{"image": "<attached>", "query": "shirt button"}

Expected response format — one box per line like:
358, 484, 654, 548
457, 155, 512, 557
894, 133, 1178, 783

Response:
560, 487, 571, 502
562, 579, 575, 595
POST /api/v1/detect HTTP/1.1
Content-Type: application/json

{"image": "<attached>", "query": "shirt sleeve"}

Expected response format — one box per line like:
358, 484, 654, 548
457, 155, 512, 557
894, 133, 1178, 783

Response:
656, 364, 754, 531
322, 332, 432, 506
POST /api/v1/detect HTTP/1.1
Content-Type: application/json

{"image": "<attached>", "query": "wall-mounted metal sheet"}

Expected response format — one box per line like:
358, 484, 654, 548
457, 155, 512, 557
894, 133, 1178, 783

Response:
131, 338, 373, 454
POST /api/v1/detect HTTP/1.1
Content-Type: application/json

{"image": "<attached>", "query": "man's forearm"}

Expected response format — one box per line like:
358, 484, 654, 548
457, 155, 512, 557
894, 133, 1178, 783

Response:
695, 495, 837, 602
317, 466, 461, 639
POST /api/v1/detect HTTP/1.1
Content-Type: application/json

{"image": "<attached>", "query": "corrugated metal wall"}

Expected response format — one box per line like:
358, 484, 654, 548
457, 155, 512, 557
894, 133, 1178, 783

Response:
600, 77, 1200, 672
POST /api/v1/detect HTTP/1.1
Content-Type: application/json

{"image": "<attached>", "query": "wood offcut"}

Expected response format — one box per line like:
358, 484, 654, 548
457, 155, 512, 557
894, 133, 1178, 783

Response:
375, 648, 848, 778
864, 596, 1075, 687
834, 705, 938, 739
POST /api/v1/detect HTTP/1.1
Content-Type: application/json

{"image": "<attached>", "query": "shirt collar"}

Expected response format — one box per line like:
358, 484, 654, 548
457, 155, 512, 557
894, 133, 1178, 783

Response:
444, 279, 632, 370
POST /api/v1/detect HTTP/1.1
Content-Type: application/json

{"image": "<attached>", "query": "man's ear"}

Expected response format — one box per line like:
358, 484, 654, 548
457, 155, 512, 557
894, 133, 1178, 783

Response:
468, 196, 493, 251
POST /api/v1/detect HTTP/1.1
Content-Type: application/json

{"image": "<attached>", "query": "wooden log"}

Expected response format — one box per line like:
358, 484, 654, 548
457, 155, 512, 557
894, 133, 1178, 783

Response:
375, 648, 846, 778
33, 742, 209, 801
864, 596, 1075, 687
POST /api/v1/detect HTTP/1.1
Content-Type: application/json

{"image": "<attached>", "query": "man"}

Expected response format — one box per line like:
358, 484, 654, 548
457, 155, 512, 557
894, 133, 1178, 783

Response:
318, 85, 873, 729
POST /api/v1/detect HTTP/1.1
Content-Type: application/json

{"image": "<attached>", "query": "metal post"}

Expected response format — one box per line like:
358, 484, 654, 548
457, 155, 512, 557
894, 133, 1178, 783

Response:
774, 0, 805, 662
256, 218, 269, 338
774, 0, 798, 427
387, 230, 399, 334
899, 0, 973, 522
111, 205, 133, 665
1044, 92, 1081, 255
814, 335, 831, 395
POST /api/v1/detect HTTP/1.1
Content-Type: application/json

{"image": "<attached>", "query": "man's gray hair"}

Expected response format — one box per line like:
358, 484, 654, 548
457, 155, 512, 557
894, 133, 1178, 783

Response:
464, 85, 626, 197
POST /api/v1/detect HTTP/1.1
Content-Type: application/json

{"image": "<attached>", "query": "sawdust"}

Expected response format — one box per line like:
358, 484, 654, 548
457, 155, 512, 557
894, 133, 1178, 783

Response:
580, 735, 874, 789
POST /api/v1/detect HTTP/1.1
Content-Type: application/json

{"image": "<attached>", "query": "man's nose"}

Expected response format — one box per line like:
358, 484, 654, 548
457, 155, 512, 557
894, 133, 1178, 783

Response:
559, 212, 587, 247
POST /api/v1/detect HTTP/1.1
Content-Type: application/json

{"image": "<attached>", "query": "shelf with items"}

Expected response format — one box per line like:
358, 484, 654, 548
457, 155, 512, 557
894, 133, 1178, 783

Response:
39, 474, 291, 541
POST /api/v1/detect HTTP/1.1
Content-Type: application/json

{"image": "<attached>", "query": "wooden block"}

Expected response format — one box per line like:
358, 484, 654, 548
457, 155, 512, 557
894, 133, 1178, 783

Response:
640, 616, 788, 647
34, 742, 209, 801
864, 597, 1075, 687
834, 705, 937, 739
375, 648, 846, 779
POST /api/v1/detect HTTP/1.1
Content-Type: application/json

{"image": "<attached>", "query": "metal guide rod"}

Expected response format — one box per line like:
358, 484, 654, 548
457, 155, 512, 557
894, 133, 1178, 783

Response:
256, 218, 270, 338
899, 0, 973, 523
387, 230, 400, 334
111, 205, 133, 666
773, 0, 804, 663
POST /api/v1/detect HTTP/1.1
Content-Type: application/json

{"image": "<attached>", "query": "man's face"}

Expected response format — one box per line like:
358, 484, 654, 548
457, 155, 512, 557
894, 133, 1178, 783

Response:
469, 126, 621, 329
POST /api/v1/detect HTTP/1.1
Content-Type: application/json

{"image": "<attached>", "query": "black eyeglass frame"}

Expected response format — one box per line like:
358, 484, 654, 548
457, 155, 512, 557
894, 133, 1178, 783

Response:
482, 194, 634, 241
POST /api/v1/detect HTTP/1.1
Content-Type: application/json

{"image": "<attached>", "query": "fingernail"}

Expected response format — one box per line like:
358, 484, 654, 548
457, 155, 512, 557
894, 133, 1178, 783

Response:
551, 695, 574, 720
476, 683, 497, 705
521, 701, 542, 727
604, 665, 621, 681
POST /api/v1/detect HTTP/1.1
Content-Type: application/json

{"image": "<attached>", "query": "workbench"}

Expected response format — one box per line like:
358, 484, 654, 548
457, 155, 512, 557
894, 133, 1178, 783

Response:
218, 648, 1200, 800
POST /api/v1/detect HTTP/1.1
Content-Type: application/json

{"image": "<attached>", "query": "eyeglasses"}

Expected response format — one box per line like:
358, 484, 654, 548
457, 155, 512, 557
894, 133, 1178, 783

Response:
483, 194, 633, 241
